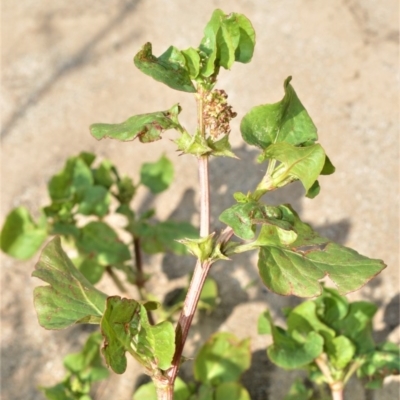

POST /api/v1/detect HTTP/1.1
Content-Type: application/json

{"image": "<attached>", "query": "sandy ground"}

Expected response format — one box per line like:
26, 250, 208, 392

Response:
1, 1, 399, 399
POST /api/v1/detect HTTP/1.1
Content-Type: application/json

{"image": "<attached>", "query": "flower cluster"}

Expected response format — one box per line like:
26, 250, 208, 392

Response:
203, 89, 237, 138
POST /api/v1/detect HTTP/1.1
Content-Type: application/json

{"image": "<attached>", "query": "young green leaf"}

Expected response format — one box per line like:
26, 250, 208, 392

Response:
32, 237, 107, 329
261, 142, 326, 193
265, 311, 324, 369
286, 301, 336, 341
133, 377, 192, 400
48, 156, 93, 202
314, 287, 349, 326
234, 14, 256, 64
199, 9, 225, 77
78, 221, 131, 266
140, 155, 174, 194
257, 310, 272, 335
78, 185, 111, 217
63, 332, 109, 382
92, 159, 115, 189
328, 301, 377, 353
0, 206, 47, 259
194, 332, 251, 385
101, 296, 141, 374
241, 77, 318, 149
358, 342, 400, 388
174, 130, 213, 156
181, 47, 201, 79
199, 10, 255, 77
131, 220, 198, 255
283, 379, 313, 400
214, 382, 251, 400
325, 335, 356, 370
90, 104, 182, 143
219, 202, 295, 242
101, 296, 175, 374
134, 43, 196, 93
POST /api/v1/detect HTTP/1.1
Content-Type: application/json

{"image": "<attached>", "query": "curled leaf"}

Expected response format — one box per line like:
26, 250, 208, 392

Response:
134, 43, 196, 93
90, 104, 182, 143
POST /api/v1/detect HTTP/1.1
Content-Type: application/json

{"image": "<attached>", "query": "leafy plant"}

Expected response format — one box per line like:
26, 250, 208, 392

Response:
39, 332, 109, 400
133, 332, 251, 400
258, 287, 400, 399
0, 8, 388, 400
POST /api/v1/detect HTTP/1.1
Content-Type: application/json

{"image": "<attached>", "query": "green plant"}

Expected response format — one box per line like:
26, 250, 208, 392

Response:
0, 9, 388, 400
40, 332, 109, 400
133, 332, 251, 400
258, 287, 400, 400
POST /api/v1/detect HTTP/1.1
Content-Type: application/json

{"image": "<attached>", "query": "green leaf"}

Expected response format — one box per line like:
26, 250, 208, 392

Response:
261, 142, 326, 193
257, 310, 272, 335
256, 207, 386, 297
358, 342, 400, 387
194, 332, 251, 385
329, 301, 377, 353
241, 77, 318, 149
219, 202, 295, 242
101, 296, 141, 374
134, 43, 196, 93
265, 312, 324, 369
178, 234, 215, 262
175, 130, 213, 156
325, 335, 356, 369
181, 47, 201, 79
132, 382, 157, 400
199, 10, 255, 77
305, 180, 321, 199
284, 379, 313, 400
286, 301, 336, 341
0, 206, 47, 259
321, 154, 335, 175
214, 382, 251, 400
90, 104, 182, 143
207, 135, 237, 158
199, 9, 225, 77
101, 297, 175, 374
48, 157, 93, 202
74, 257, 104, 285
78, 221, 131, 266
32, 237, 107, 329
314, 287, 349, 326
198, 277, 218, 312
63, 332, 109, 382
78, 185, 111, 217
40, 383, 75, 400
93, 159, 115, 189
234, 14, 256, 64
132, 220, 198, 255
116, 176, 136, 204
140, 155, 174, 194
133, 377, 191, 400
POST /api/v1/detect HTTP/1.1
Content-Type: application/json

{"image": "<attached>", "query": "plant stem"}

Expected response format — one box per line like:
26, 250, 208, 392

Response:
198, 156, 210, 237
330, 383, 344, 400
315, 354, 345, 400
105, 266, 128, 293
133, 236, 155, 325
164, 87, 212, 392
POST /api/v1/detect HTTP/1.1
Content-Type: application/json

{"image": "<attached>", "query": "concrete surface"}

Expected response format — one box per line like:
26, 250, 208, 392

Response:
1, 1, 399, 399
